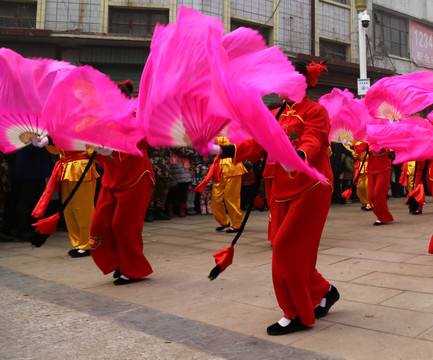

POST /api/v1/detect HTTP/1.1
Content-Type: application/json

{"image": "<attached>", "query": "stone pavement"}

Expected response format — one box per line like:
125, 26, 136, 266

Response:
1, 197, 433, 360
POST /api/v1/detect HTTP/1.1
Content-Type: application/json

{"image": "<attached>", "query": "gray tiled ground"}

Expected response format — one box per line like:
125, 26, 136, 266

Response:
2, 197, 433, 359
0, 269, 333, 360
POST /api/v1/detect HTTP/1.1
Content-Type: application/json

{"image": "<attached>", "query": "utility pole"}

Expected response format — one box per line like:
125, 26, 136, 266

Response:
355, 0, 370, 96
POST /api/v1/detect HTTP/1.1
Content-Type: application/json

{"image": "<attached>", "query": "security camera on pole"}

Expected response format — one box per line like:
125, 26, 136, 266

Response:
355, 0, 370, 96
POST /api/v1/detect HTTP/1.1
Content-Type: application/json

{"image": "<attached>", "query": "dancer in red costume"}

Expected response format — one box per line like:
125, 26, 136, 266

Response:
402, 160, 429, 215
89, 81, 155, 285
216, 60, 339, 335
367, 147, 394, 226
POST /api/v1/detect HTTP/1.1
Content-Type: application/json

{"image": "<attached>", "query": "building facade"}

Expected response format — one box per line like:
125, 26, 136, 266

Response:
0, 0, 432, 99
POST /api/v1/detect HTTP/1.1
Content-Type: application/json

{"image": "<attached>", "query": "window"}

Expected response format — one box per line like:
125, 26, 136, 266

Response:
109, 8, 169, 36
374, 10, 408, 58
0, 2, 36, 28
319, 39, 347, 61
332, 0, 347, 4
231, 20, 271, 45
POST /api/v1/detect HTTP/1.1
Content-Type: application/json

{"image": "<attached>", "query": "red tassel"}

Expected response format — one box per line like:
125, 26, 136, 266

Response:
32, 213, 60, 235
341, 189, 352, 200
213, 244, 234, 273
406, 184, 425, 206
254, 195, 264, 209
429, 235, 433, 254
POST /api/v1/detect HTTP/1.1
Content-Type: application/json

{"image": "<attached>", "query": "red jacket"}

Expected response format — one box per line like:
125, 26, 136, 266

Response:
98, 140, 155, 189
235, 97, 333, 201
367, 148, 391, 175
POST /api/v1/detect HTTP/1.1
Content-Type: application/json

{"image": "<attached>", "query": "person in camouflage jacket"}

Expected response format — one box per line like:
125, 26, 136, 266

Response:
145, 146, 171, 222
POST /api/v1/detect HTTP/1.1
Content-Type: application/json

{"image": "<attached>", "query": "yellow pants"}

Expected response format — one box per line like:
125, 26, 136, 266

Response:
61, 180, 96, 250
211, 175, 243, 229
356, 174, 370, 207
406, 175, 414, 192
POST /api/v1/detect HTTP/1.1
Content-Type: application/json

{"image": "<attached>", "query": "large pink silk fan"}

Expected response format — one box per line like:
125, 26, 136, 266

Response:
137, 7, 229, 155
137, 6, 308, 156
208, 35, 326, 184
365, 71, 433, 124
0, 48, 74, 154
364, 71, 433, 161
42, 66, 144, 156
319, 88, 369, 144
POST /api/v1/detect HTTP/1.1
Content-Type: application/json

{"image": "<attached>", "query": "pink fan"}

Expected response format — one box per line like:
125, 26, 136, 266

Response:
0, 48, 74, 153
227, 84, 326, 183
365, 71, 433, 124
319, 88, 354, 143
0, 108, 47, 154
42, 66, 144, 156
221, 27, 307, 103
319, 88, 354, 118
319, 88, 369, 144
364, 71, 433, 160
224, 121, 250, 145
137, 6, 228, 155
137, 7, 307, 156
208, 37, 326, 184
366, 116, 433, 163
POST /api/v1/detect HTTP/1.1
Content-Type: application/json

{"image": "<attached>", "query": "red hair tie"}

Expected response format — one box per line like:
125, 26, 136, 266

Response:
306, 61, 327, 87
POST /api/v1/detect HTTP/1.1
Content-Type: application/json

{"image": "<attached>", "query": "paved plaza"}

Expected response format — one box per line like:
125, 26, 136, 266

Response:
1, 197, 433, 359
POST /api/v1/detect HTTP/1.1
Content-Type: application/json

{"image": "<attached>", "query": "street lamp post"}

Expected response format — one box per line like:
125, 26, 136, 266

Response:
355, 0, 370, 96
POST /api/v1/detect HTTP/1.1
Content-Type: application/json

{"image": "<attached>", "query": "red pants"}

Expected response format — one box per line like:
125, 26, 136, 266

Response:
90, 175, 153, 279
265, 178, 276, 244
368, 169, 394, 223
272, 184, 332, 326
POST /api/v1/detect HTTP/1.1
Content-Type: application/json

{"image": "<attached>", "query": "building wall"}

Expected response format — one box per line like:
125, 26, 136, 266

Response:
44, 0, 101, 32
231, 0, 274, 22
319, 2, 350, 42
5, 0, 433, 88
277, 0, 311, 55
369, 0, 433, 74
374, 0, 433, 22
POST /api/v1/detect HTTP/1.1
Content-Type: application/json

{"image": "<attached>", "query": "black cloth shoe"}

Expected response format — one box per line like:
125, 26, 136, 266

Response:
226, 228, 239, 234
315, 285, 340, 319
266, 317, 307, 336
68, 248, 79, 256
114, 277, 134, 285
186, 208, 197, 215
411, 210, 422, 215
70, 250, 91, 258
145, 210, 155, 222
216, 224, 230, 231
154, 210, 171, 220
113, 269, 121, 279
373, 220, 384, 226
